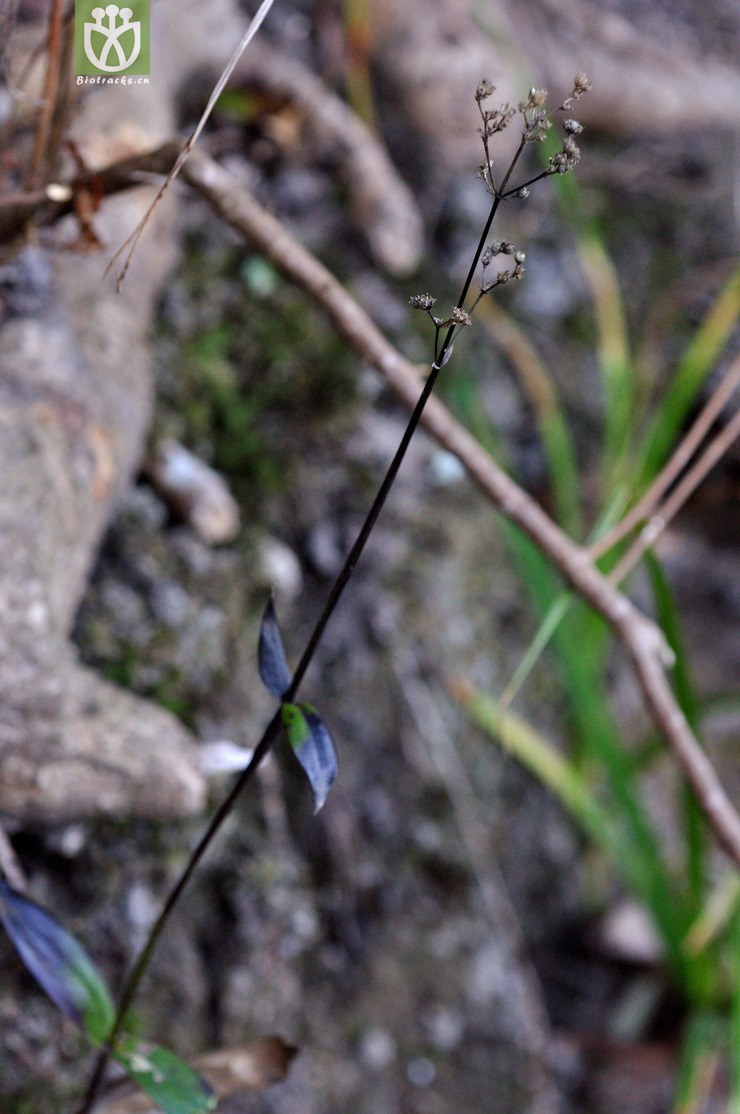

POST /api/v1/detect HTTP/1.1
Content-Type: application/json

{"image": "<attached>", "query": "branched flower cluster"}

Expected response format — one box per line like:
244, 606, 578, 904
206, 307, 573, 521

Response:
519, 86, 552, 144
409, 294, 472, 331
559, 71, 593, 111
411, 74, 590, 367
479, 241, 525, 294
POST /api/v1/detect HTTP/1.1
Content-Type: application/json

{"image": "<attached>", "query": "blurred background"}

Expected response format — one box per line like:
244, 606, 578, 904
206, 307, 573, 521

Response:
0, 0, 738, 1110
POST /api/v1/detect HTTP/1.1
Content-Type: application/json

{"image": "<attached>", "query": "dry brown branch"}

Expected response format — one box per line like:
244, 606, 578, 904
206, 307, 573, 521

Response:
592, 360, 740, 560
107, 0, 278, 288
3, 141, 739, 863
610, 403, 740, 583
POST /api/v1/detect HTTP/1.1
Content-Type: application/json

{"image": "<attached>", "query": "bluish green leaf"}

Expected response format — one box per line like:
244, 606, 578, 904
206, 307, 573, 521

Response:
116, 1043, 216, 1114
281, 703, 338, 812
0, 881, 114, 1045
258, 596, 292, 700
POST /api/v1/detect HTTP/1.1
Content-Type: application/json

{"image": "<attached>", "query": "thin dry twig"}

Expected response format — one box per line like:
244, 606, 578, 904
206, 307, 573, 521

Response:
592, 360, 740, 559
108, 0, 278, 288
132, 143, 740, 865
610, 404, 740, 583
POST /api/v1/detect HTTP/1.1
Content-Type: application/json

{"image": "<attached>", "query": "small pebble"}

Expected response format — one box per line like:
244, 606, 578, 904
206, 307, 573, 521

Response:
406, 1056, 436, 1087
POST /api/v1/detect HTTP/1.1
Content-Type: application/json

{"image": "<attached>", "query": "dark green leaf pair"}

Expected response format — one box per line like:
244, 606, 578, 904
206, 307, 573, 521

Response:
0, 881, 214, 1114
258, 596, 338, 812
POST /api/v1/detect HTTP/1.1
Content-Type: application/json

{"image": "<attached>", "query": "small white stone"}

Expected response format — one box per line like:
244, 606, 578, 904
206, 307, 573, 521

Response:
359, 1027, 397, 1070
198, 740, 254, 775
427, 450, 466, 487
406, 1056, 436, 1087
259, 537, 302, 601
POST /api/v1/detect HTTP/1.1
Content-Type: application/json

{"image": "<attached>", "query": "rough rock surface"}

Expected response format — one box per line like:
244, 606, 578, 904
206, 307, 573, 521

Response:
0, 0, 247, 822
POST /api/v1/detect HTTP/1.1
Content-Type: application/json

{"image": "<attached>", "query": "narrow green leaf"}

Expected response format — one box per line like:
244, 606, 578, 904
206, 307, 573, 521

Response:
0, 881, 114, 1046
477, 301, 583, 539
454, 685, 630, 873
116, 1043, 216, 1114
673, 1013, 726, 1114
577, 230, 634, 490
731, 910, 740, 1114
638, 268, 740, 485
685, 875, 740, 955
281, 702, 338, 812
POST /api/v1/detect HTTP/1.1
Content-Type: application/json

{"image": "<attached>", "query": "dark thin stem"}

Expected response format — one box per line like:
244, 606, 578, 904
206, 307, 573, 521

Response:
502, 168, 550, 198
77, 711, 282, 1113
76, 133, 531, 1114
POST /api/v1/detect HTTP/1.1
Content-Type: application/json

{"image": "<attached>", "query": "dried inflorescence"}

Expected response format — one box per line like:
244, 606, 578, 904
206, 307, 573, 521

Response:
474, 73, 591, 195
409, 292, 437, 311
411, 74, 590, 366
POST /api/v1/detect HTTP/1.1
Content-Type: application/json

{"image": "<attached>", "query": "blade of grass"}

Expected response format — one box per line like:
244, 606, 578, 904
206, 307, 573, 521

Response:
453, 681, 630, 863
547, 145, 635, 494
577, 227, 634, 491
343, 0, 376, 128
731, 910, 740, 1114
673, 1012, 724, 1114
499, 489, 628, 710
446, 366, 690, 982
499, 591, 572, 711
477, 299, 583, 538
637, 268, 740, 485
455, 681, 692, 971
684, 875, 740, 956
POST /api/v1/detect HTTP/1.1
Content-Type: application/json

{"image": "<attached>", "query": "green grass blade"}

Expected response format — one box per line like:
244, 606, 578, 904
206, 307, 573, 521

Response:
499, 591, 573, 709
456, 684, 632, 870
577, 229, 634, 489
499, 491, 628, 709
477, 300, 583, 538
731, 910, 740, 1114
673, 1012, 725, 1114
546, 145, 635, 492
684, 875, 740, 956
447, 360, 690, 985
638, 268, 740, 484
495, 525, 690, 984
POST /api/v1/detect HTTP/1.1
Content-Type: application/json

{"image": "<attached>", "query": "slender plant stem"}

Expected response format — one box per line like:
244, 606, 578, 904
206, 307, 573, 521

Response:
76, 136, 530, 1114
